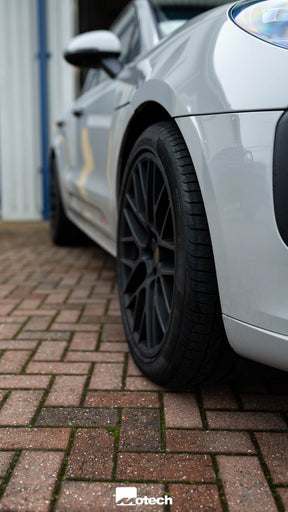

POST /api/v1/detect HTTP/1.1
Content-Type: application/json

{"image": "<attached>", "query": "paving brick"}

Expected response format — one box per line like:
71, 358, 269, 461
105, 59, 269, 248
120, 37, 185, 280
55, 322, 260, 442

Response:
8, 286, 34, 299
56, 482, 165, 512
206, 411, 287, 430
83, 302, 108, 316
256, 433, 288, 484
0, 286, 15, 299
126, 376, 166, 391
89, 363, 124, 390
0, 323, 22, 339
66, 429, 115, 479
117, 453, 215, 482
24, 316, 53, 331
69, 332, 98, 351
18, 331, 71, 340
50, 322, 100, 332
26, 362, 90, 374
0, 349, 31, 373
0, 303, 16, 315
33, 341, 67, 361
217, 456, 277, 512
0, 451, 15, 477
201, 384, 239, 410
127, 355, 142, 376
102, 324, 126, 340
35, 407, 119, 427
0, 340, 38, 350
0, 451, 64, 512
119, 409, 161, 451
0, 390, 43, 425
107, 298, 121, 316
0, 428, 71, 449
169, 484, 222, 512
99, 341, 128, 352
45, 375, 87, 406
164, 393, 202, 429
91, 282, 112, 294
278, 488, 288, 510
0, 315, 27, 323
56, 310, 81, 322
69, 288, 91, 300
44, 292, 69, 304
13, 308, 58, 317
241, 394, 288, 410
84, 391, 159, 408
0, 375, 50, 388
17, 298, 43, 310
166, 430, 255, 454
65, 351, 124, 362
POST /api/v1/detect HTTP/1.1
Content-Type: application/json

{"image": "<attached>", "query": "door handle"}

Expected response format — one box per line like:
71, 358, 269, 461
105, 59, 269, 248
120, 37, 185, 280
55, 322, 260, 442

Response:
73, 108, 84, 118
56, 119, 65, 128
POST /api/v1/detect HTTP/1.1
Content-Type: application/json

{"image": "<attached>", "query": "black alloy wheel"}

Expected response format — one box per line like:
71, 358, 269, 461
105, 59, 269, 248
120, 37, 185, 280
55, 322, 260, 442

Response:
117, 122, 233, 387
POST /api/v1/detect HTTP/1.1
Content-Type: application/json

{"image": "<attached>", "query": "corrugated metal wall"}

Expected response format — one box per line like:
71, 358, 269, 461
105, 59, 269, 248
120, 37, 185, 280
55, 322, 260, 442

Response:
47, 0, 77, 141
0, 0, 41, 220
0, 0, 76, 220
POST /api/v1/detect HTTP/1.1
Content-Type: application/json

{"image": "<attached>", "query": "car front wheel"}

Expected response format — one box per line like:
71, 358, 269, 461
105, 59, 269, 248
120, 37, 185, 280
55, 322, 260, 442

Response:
117, 121, 233, 387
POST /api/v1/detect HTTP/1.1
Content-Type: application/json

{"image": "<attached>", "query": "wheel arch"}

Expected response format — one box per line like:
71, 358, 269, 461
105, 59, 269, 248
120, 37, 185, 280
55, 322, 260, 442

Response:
117, 101, 173, 198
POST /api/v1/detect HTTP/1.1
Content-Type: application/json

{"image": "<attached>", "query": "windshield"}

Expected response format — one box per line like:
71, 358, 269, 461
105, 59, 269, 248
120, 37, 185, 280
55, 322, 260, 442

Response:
150, 0, 230, 36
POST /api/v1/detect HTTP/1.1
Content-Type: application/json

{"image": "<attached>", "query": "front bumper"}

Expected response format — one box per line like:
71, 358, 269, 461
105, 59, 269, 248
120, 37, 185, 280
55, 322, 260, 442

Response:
177, 110, 288, 370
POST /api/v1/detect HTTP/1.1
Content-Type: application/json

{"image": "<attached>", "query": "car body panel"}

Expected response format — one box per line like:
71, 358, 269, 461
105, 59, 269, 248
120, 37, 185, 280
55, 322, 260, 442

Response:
53, 0, 288, 372
131, 5, 288, 116
223, 316, 288, 371
177, 111, 288, 337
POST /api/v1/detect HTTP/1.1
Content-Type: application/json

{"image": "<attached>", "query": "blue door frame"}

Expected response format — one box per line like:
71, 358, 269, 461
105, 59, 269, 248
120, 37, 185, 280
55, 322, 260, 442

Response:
37, 0, 50, 220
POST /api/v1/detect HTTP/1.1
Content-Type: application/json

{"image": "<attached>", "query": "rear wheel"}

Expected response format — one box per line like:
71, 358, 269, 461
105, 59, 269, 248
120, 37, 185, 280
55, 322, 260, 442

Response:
117, 122, 234, 387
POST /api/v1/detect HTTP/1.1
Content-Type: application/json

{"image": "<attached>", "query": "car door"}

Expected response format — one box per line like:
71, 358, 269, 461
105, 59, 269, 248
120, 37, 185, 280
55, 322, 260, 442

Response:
66, 4, 141, 237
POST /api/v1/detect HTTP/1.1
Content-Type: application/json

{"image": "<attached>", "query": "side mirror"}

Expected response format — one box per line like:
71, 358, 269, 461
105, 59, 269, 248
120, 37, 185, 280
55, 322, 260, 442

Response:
64, 30, 122, 77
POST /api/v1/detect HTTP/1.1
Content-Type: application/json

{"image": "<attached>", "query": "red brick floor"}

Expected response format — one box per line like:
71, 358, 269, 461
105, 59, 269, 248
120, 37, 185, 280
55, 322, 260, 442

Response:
0, 222, 287, 511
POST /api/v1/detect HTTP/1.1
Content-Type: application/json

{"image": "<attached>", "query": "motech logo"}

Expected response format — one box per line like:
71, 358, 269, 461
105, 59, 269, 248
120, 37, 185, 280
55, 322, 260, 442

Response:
115, 487, 172, 506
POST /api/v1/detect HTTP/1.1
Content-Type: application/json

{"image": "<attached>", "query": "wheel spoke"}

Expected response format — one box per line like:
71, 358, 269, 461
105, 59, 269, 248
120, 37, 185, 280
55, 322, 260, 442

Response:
138, 161, 149, 223
123, 207, 148, 249
154, 279, 167, 335
159, 275, 172, 315
160, 204, 173, 240
145, 279, 155, 350
123, 261, 146, 297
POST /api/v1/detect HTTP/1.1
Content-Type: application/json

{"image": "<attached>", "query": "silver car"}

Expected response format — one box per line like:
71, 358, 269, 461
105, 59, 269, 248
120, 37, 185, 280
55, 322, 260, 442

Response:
50, 0, 288, 387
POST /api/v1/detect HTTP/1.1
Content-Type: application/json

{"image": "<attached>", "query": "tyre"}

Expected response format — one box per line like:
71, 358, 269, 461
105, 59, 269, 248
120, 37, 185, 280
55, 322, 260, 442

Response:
117, 122, 234, 387
49, 152, 90, 246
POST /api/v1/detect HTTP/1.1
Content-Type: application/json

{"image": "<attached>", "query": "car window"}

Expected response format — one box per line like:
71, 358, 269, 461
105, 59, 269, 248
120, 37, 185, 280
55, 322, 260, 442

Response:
150, 0, 231, 36
112, 5, 141, 65
82, 4, 140, 93
82, 68, 109, 93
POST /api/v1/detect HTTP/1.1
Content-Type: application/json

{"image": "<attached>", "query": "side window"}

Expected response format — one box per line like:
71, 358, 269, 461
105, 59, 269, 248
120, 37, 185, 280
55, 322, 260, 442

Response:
81, 4, 141, 93
82, 68, 109, 93
113, 6, 141, 66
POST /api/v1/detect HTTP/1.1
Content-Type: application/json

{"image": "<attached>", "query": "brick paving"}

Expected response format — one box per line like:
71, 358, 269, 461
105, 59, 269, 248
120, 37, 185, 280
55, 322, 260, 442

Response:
0, 222, 287, 512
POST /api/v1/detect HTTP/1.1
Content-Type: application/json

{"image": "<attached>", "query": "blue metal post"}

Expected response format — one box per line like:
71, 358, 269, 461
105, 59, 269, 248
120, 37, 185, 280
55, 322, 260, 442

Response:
37, 0, 50, 219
